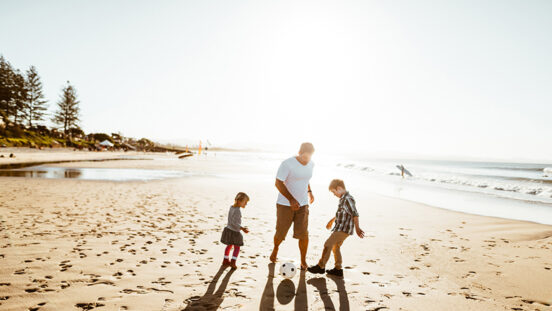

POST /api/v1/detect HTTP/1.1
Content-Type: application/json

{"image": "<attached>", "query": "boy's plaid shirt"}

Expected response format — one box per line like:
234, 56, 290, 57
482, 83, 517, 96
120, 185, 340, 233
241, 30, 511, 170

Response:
332, 191, 359, 235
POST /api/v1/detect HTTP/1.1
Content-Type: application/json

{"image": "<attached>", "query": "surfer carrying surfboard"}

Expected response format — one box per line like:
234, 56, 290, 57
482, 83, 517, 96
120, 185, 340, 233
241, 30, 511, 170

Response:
396, 164, 412, 178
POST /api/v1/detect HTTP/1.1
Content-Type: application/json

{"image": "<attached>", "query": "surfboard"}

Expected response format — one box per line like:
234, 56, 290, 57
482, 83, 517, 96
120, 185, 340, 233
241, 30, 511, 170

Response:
396, 165, 413, 177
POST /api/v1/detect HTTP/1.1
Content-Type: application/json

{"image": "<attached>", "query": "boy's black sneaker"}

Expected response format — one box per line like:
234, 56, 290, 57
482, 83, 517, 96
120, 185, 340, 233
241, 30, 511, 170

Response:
326, 268, 344, 277
307, 264, 325, 274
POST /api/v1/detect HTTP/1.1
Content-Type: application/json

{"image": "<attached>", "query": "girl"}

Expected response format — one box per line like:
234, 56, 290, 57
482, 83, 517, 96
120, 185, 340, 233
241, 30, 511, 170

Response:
220, 192, 250, 269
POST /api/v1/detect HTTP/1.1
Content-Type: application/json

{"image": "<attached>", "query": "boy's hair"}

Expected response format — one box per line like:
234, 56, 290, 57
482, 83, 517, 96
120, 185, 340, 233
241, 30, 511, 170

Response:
299, 142, 315, 154
328, 179, 346, 191
235, 192, 250, 202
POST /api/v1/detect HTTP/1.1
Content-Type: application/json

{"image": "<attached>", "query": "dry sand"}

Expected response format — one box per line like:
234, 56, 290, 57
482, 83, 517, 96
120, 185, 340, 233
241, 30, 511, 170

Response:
1, 149, 551, 310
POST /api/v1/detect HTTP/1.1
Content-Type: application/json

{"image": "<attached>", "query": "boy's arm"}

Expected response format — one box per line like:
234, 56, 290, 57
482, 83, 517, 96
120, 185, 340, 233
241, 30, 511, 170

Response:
326, 216, 336, 230
345, 197, 360, 218
353, 216, 365, 238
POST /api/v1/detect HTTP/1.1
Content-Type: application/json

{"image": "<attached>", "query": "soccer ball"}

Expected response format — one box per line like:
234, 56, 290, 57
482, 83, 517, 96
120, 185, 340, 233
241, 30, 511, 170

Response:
280, 262, 296, 279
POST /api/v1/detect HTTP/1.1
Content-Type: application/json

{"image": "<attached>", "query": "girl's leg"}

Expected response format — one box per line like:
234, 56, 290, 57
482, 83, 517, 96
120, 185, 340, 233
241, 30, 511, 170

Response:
232, 245, 240, 261
224, 245, 233, 261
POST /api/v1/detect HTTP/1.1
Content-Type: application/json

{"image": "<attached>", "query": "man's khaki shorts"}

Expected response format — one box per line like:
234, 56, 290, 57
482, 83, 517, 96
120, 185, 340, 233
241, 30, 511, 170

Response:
275, 204, 309, 240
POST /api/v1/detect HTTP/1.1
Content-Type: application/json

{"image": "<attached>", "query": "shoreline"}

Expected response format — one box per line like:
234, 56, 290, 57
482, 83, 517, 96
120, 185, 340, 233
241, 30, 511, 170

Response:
0, 147, 159, 168
0, 157, 153, 170
2, 147, 552, 227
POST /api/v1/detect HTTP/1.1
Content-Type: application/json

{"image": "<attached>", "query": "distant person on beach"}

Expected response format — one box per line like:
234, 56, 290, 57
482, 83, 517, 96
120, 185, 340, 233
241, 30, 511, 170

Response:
220, 192, 250, 269
270, 142, 315, 270
308, 179, 364, 277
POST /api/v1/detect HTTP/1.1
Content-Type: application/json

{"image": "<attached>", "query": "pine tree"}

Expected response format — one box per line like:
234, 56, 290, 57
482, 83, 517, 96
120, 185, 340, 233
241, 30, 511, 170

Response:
52, 81, 80, 136
0, 55, 15, 122
0, 57, 27, 125
11, 69, 27, 125
24, 66, 48, 127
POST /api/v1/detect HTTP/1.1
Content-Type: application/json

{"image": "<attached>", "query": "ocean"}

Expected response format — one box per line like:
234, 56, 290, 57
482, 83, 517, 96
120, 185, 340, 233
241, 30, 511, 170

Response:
213, 151, 552, 225
331, 157, 552, 225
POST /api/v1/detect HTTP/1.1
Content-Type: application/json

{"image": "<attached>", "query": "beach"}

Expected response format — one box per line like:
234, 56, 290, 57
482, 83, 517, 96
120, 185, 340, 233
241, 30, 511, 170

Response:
1, 149, 551, 310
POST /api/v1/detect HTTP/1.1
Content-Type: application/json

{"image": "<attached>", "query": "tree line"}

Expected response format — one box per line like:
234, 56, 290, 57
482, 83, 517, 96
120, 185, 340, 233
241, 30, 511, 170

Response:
0, 54, 80, 136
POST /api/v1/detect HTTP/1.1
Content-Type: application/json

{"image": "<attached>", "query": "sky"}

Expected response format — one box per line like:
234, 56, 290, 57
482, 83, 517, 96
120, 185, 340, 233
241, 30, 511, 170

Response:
1, 0, 551, 160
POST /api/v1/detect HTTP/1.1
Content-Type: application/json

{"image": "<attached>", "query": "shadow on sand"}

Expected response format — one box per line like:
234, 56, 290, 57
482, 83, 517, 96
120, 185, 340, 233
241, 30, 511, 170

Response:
307, 275, 350, 311
260, 263, 308, 310
183, 265, 235, 310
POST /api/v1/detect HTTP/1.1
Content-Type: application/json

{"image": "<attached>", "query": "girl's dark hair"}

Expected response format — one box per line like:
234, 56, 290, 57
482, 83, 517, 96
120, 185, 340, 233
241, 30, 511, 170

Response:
235, 192, 250, 202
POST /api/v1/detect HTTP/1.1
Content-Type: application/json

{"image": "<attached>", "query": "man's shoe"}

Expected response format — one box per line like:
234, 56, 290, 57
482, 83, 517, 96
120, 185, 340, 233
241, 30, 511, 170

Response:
307, 264, 325, 274
222, 258, 230, 266
230, 259, 238, 270
326, 268, 344, 277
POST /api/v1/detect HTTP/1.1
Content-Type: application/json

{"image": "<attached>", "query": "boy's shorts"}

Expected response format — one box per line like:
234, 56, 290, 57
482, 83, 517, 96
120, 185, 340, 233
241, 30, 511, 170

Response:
275, 204, 309, 240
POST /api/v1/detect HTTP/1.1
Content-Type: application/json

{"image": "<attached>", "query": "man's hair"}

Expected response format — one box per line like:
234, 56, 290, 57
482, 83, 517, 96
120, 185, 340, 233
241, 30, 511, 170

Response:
299, 142, 315, 154
235, 192, 250, 202
328, 179, 346, 191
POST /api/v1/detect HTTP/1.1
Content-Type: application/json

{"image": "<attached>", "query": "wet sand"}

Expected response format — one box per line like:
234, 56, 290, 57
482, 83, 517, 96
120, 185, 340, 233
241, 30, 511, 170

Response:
1, 150, 551, 310
0, 148, 147, 167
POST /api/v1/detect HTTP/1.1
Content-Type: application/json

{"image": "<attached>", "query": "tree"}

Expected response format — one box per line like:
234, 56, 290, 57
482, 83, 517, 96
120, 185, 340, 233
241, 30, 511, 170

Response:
52, 81, 80, 136
68, 127, 84, 137
91, 133, 112, 142
137, 138, 154, 149
0, 55, 13, 122
0, 55, 15, 122
24, 66, 48, 127
10, 70, 27, 125
0, 57, 28, 126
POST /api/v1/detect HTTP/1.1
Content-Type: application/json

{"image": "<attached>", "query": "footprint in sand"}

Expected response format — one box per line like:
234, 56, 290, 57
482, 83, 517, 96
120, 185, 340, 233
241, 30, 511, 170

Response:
75, 302, 105, 310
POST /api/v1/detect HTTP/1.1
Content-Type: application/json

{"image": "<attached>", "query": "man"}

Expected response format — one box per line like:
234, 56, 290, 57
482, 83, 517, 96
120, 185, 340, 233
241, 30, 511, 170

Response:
270, 142, 315, 270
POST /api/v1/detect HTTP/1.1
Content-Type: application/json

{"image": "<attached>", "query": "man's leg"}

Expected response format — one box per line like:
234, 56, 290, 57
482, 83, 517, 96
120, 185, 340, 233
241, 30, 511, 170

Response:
298, 237, 309, 269
270, 235, 284, 263
293, 205, 310, 269
271, 205, 293, 263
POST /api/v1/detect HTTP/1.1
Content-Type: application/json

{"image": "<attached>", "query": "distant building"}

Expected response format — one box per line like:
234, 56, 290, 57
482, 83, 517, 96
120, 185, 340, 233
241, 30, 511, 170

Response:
99, 140, 114, 150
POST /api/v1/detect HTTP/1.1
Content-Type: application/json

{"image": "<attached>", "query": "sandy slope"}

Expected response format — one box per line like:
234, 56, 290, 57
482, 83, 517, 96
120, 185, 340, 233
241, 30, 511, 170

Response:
0, 152, 551, 311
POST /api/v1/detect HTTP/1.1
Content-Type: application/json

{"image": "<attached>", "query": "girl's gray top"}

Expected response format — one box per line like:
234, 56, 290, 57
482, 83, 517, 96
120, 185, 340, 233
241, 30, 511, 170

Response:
226, 205, 242, 232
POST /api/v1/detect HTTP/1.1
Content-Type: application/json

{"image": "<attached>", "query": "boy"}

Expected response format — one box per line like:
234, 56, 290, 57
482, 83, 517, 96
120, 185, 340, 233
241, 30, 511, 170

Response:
307, 179, 364, 277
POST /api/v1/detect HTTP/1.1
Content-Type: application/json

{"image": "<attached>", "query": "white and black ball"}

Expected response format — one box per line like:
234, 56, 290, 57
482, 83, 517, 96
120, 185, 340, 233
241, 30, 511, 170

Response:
279, 262, 297, 279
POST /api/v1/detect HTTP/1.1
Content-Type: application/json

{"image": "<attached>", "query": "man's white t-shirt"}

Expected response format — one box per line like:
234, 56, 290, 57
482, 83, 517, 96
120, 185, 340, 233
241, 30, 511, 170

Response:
276, 157, 314, 206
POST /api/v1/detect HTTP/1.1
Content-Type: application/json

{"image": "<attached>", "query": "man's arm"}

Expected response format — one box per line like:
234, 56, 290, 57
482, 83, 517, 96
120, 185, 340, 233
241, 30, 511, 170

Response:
308, 184, 314, 204
275, 179, 300, 210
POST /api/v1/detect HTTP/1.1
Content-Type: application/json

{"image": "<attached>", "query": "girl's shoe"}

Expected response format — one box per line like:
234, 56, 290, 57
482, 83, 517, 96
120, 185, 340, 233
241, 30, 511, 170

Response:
222, 258, 230, 266
230, 259, 238, 269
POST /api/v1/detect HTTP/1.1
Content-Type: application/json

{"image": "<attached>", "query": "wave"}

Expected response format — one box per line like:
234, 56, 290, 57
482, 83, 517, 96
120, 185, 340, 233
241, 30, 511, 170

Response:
338, 162, 552, 200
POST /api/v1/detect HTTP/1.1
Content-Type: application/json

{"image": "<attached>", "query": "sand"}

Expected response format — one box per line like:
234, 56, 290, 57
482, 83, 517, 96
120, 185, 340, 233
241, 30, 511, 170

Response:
0, 148, 148, 168
1, 149, 551, 311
